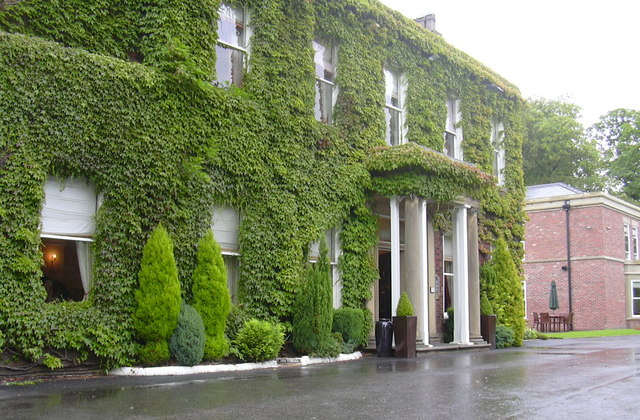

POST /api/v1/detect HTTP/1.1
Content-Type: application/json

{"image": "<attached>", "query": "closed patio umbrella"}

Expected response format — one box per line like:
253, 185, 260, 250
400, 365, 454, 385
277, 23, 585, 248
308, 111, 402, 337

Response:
549, 280, 559, 312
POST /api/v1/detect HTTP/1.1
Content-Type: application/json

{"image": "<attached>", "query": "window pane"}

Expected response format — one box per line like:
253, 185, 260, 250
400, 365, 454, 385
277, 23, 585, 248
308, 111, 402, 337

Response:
633, 283, 640, 298
634, 298, 640, 316
223, 255, 239, 304
218, 4, 244, 47
384, 69, 398, 105
385, 107, 400, 146
444, 132, 455, 157
315, 80, 333, 123
215, 45, 244, 86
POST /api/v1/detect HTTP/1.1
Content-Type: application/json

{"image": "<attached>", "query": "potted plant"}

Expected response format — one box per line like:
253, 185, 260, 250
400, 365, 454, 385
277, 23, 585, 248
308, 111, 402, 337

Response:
393, 291, 417, 358
480, 293, 497, 349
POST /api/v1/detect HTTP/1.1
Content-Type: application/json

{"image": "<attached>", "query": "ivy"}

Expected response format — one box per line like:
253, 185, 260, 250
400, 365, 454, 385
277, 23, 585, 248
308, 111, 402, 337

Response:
0, 0, 526, 368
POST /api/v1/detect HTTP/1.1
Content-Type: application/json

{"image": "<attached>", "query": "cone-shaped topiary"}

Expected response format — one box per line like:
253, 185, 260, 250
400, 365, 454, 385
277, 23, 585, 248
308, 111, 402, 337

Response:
192, 230, 231, 360
292, 237, 335, 356
480, 293, 494, 316
133, 224, 182, 365
169, 302, 206, 366
396, 291, 414, 317
480, 237, 525, 346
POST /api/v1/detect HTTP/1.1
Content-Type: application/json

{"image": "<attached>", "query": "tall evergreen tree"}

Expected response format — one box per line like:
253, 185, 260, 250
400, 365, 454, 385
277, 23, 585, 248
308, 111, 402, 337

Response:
133, 224, 182, 365
192, 230, 231, 360
292, 237, 335, 355
480, 237, 525, 346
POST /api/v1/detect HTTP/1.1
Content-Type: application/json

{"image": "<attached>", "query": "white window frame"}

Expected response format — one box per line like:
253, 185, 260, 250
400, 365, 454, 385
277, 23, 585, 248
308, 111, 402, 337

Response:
444, 97, 463, 160
384, 68, 407, 146
313, 41, 338, 124
522, 280, 528, 319
215, 3, 251, 86
632, 279, 640, 317
624, 223, 631, 260
633, 226, 638, 260
491, 119, 506, 185
443, 259, 454, 317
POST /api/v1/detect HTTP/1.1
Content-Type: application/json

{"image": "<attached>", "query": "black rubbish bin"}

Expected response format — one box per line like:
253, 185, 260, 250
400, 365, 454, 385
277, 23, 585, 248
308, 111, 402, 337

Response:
375, 318, 394, 357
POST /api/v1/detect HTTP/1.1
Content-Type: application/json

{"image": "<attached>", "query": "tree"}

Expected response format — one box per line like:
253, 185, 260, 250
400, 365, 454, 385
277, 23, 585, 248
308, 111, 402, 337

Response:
480, 237, 525, 346
523, 98, 603, 191
192, 230, 231, 360
133, 225, 182, 365
292, 237, 336, 356
590, 108, 640, 201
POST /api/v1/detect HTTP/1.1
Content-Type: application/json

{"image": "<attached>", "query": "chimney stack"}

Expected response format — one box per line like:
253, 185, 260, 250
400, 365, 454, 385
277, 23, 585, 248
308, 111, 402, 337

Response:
415, 14, 440, 36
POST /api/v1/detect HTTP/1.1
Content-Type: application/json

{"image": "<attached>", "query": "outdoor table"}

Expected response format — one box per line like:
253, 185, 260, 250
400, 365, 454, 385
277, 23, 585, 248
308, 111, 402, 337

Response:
548, 315, 566, 332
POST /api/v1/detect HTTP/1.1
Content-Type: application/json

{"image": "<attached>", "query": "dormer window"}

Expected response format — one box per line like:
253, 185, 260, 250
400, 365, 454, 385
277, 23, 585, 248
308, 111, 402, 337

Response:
384, 68, 406, 146
313, 41, 337, 124
444, 97, 462, 159
215, 3, 250, 86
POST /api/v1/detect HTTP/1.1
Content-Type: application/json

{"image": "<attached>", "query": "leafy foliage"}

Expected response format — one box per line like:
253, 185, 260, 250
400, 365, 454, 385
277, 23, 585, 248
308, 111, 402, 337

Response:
0, 0, 526, 367
225, 304, 252, 345
332, 307, 366, 348
523, 98, 602, 191
234, 319, 284, 362
481, 237, 525, 346
133, 225, 182, 365
590, 108, 640, 201
495, 324, 515, 348
191, 230, 231, 360
480, 293, 494, 316
292, 238, 334, 356
169, 302, 206, 366
395, 291, 414, 317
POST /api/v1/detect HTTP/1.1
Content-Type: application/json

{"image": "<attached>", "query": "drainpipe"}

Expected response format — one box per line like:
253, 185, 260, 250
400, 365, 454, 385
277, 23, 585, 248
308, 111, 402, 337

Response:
562, 201, 573, 315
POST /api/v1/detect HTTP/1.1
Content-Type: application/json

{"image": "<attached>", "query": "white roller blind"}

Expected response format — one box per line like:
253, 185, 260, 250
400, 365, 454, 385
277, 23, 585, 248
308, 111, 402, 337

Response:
41, 176, 96, 237
211, 206, 240, 253
443, 234, 453, 260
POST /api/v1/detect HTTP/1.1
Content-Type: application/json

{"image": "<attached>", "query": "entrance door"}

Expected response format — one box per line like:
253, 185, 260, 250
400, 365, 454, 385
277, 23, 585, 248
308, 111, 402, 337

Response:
378, 250, 392, 319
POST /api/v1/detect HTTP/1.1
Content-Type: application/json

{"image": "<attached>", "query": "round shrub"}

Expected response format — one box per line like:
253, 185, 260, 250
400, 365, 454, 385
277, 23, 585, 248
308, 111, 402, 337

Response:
332, 307, 365, 346
139, 340, 170, 366
234, 319, 284, 362
496, 324, 515, 348
169, 303, 206, 366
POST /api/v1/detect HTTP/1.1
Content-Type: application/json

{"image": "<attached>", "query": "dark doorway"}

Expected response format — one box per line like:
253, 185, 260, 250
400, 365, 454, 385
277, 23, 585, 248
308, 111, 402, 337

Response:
378, 250, 391, 319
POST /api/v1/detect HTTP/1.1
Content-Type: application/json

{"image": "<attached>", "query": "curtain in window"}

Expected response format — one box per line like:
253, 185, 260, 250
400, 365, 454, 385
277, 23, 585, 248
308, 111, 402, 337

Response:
41, 176, 96, 237
76, 241, 93, 298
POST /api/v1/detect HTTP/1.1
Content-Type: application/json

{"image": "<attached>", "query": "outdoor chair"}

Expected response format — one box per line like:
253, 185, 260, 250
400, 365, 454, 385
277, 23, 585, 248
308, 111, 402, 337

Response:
564, 312, 574, 331
539, 312, 550, 332
533, 312, 540, 330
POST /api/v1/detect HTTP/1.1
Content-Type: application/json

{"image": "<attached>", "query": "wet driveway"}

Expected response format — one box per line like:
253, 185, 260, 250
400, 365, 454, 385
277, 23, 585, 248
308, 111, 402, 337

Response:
1, 335, 638, 419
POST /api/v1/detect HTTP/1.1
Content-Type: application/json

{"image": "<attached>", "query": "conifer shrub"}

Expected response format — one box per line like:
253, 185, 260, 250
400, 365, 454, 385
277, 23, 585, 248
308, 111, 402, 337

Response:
480, 293, 494, 316
444, 307, 455, 343
192, 230, 231, 360
292, 237, 334, 356
496, 324, 515, 348
234, 319, 284, 362
133, 225, 181, 365
169, 302, 206, 366
481, 237, 525, 346
332, 307, 365, 347
396, 291, 414, 317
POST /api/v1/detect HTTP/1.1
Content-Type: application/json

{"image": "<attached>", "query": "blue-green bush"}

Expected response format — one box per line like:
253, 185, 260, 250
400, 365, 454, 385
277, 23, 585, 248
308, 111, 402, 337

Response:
169, 303, 205, 366
234, 319, 284, 362
496, 324, 515, 348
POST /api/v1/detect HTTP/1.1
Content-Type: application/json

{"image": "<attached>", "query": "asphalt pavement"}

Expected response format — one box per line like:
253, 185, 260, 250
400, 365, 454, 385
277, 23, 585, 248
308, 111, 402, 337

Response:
1, 335, 638, 419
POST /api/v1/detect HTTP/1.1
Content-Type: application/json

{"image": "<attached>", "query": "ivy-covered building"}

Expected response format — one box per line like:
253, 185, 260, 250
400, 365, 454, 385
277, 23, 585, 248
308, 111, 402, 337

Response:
0, 0, 526, 367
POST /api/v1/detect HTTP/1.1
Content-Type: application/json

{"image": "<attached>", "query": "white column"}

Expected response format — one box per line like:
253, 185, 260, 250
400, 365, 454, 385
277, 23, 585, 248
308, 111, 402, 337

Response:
453, 204, 471, 345
391, 196, 401, 316
420, 200, 431, 346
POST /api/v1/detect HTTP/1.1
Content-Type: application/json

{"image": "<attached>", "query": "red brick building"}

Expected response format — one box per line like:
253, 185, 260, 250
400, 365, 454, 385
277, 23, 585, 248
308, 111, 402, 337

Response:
524, 183, 640, 330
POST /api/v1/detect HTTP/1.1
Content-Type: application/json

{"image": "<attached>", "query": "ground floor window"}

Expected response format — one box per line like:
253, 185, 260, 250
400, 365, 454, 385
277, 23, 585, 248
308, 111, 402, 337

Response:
443, 259, 454, 314
223, 254, 240, 304
522, 280, 528, 319
41, 237, 93, 302
632, 280, 640, 316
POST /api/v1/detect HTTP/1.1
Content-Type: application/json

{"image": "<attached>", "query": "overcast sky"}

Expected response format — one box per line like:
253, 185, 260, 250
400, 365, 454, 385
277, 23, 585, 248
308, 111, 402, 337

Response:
378, 0, 640, 127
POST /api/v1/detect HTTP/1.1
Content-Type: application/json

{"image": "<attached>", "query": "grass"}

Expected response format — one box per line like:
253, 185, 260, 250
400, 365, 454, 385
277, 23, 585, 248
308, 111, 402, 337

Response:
543, 329, 640, 339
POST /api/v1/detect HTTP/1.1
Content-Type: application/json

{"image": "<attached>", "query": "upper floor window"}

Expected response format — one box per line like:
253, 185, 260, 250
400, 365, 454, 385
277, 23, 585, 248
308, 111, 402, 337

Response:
634, 227, 639, 260
384, 68, 406, 146
491, 119, 506, 185
216, 3, 249, 86
624, 224, 631, 260
313, 41, 337, 124
444, 97, 463, 160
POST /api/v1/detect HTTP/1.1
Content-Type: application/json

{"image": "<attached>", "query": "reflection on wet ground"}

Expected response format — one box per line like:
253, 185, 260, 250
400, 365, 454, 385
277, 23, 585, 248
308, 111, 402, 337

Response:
1, 336, 638, 419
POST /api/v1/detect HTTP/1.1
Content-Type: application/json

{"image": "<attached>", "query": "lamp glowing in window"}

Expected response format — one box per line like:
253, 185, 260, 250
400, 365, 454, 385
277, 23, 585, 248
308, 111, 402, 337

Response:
50, 253, 57, 265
